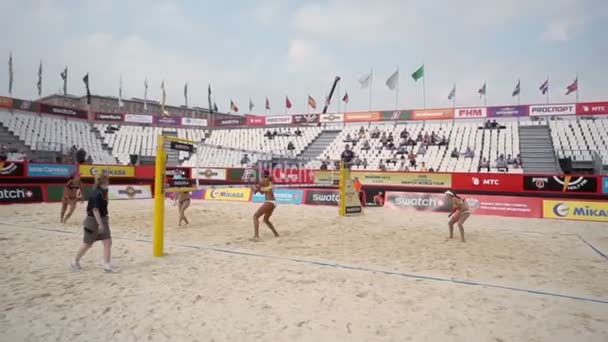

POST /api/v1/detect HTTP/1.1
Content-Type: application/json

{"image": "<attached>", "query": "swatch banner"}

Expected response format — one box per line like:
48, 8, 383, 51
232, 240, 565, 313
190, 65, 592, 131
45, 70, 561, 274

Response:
454, 107, 487, 119
95, 112, 123, 122
412, 108, 454, 120
154, 115, 181, 126
380, 110, 412, 121
529, 104, 575, 116
344, 112, 381, 122
576, 102, 608, 115
292, 114, 320, 124
215, 117, 246, 126
39, 104, 87, 119
246, 115, 266, 126
487, 105, 529, 118
0, 185, 44, 204
319, 113, 344, 123
124, 114, 153, 124
12, 99, 39, 112
265, 115, 292, 125
181, 117, 208, 127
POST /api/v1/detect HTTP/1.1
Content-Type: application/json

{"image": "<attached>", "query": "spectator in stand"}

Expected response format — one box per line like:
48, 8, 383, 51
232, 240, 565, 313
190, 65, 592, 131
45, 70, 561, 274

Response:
491, 119, 499, 129
340, 144, 355, 168
272, 129, 278, 137
378, 160, 387, 171
354, 156, 362, 167
416, 132, 423, 142
362, 158, 368, 169
387, 140, 395, 151
513, 154, 523, 168
372, 127, 380, 139
478, 157, 490, 172
358, 128, 366, 140
399, 137, 407, 147
451, 147, 460, 159
496, 154, 509, 172
387, 132, 394, 143
439, 135, 448, 146
420, 162, 428, 172
417, 144, 427, 156
484, 120, 492, 129
464, 147, 475, 158
428, 167, 435, 172
406, 137, 416, 146
397, 145, 407, 155
294, 128, 302, 137
362, 140, 371, 151
240, 154, 251, 166
398, 160, 409, 171
287, 141, 295, 152
506, 154, 514, 164
431, 131, 438, 145
373, 192, 385, 206
359, 126, 365, 136
320, 161, 328, 170
344, 133, 353, 143
400, 128, 408, 139
408, 151, 417, 168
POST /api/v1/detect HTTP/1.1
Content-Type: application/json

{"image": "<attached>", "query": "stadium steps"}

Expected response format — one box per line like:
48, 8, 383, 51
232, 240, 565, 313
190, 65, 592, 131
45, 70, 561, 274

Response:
298, 130, 341, 160
519, 125, 560, 173
0, 123, 33, 158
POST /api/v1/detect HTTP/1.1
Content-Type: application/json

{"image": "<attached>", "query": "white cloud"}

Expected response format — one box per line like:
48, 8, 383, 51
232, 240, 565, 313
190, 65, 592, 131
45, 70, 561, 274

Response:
253, 0, 287, 26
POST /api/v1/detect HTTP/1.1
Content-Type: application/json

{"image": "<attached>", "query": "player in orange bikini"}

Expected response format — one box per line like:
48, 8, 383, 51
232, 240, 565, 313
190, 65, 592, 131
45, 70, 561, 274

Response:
445, 190, 471, 243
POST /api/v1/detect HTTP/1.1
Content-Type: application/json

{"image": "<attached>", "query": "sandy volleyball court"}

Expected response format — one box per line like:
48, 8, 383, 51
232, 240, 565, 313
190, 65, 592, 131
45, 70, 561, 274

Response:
1, 199, 607, 341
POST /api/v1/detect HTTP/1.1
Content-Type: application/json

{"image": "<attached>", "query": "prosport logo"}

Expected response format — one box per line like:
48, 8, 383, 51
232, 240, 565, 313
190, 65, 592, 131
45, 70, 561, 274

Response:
472, 177, 500, 186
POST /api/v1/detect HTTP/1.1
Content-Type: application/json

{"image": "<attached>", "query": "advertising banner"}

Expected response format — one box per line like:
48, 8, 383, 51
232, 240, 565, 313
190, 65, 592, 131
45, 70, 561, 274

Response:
543, 200, 608, 222
166, 167, 192, 180
385, 192, 451, 211
452, 173, 522, 192
292, 114, 319, 124
124, 114, 153, 124
46, 184, 93, 202
529, 104, 575, 116
265, 166, 315, 184
12, 99, 39, 112
39, 104, 87, 119
27, 163, 77, 177
0, 162, 25, 177
79, 165, 135, 178
196, 168, 227, 181
204, 187, 251, 201
181, 117, 208, 127
380, 110, 412, 121
0, 185, 44, 204
412, 108, 454, 120
603, 177, 608, 194
265, 115, 293, 125
214, 117, 246, 127
95, 112, 123, 122
524, 175, 597, 193
246, 115, 266, 126
313, 170, 340, 185
487, 105, 529, 118
344, 112, 381, 122
154, 115, 181, 126
353, 171, 452, 188
252, 189, 304, 204
304, 189, 339, 206
0, 96, 12, 108
454, 107, 487, 119
577, 101, 608, 115
107, 185, 152, 200
319, 113, 344, 123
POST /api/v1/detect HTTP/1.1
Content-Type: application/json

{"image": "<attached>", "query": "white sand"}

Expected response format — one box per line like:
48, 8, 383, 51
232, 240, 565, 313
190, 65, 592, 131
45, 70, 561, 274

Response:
1, 199, 607, 342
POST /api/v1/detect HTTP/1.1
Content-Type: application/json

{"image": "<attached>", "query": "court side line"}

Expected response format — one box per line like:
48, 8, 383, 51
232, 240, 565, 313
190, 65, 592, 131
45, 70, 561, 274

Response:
1, 222, 607, 305
577, 235, 608, 261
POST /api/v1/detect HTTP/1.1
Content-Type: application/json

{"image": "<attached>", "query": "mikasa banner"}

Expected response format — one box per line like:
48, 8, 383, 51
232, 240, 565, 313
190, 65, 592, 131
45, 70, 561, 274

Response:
530, 104, 575, 116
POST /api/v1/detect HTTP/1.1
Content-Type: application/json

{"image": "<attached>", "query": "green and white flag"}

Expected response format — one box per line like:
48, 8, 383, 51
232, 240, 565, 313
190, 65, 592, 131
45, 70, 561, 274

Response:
411, 65, 424, 82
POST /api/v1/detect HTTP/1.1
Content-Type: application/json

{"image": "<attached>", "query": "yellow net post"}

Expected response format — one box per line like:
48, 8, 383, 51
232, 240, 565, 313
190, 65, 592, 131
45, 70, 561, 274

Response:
153, 135, 166, 257
339, 161, 347, 216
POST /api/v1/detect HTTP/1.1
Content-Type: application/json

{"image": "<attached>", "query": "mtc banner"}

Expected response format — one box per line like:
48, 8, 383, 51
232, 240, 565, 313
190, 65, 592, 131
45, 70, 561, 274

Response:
39, 104, 87, 119
108, 185, 152, 200
452, 173, 522, 192
79, 165, 135, 178
204, 187, 251, 201
577, 101, 608, 115
524, 175, 598, 193
543, 200, 608, 222
246, 115, 266, 126
353, 171, 452, 188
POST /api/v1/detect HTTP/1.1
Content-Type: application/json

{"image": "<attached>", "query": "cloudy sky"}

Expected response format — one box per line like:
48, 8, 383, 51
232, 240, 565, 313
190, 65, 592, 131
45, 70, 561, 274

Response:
1, 0, 607, 114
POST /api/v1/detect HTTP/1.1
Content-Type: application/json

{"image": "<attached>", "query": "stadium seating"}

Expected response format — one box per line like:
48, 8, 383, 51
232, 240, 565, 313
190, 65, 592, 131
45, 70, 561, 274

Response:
550, 117, 608, 163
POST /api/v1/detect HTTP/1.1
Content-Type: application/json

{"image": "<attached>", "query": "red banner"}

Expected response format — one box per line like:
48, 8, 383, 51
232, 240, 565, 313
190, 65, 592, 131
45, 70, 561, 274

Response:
412, 108, 454, 120
39, 104, 87, 119
465, 194, 543, 218
344, 112, 381, 122
577, 101, 608, 115
267, 167, 315, 184
134, 165, 155, 179
452, 173, 522, 192
246, 115, 266, 126
0, 96, 13, 108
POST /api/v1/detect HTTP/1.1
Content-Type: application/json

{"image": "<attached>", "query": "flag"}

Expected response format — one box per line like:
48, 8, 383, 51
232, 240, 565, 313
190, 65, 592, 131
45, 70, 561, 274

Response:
184, 82, 188, 108
565, 78, 578, 95
307, 95, 317, 109
118, 76, 123, 107
144, 78, 148, 110
478, 82, 486, 98
213, 102, 218, 113
411, 65, 424, 82
342, 92, 349, 104
539, 79, 549, 95
325, 94, 330, 106
285, 96, 292, 109
512, 79, 520, 97
230, 100, 238, 112
207, 83, 213, 113
359, 72, 372, 89
8, 52, 13, 95
37, 60, 42, 96
161, 80, 167, 115
265, 97, 270, 110
60, 66, 68, 96
448, 84, 455, 100
386, 69, 399, 90
82, 73, 91, 104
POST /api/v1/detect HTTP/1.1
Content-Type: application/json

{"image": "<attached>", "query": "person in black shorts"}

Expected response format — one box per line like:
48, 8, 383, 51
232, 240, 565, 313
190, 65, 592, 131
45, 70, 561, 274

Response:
71, 173, 116, 272
340, 144, 355, 169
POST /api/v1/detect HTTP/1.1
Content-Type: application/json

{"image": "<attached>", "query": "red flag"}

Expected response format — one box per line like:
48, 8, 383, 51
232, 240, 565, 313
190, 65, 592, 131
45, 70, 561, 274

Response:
307, 95, 317, 109
265, 97, 270, 110
285, 96, 292, 109
230, 100, 239, 112
342, 92, 349, 104
565, 78, 578, 95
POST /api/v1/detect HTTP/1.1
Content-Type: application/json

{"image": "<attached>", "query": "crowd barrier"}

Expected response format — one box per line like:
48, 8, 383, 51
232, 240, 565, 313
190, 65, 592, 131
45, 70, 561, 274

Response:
1, 95, 607, 128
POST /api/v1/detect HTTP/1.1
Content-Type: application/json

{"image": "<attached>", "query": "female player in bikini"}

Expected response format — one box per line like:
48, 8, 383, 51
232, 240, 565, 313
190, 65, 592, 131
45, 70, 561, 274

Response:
176, 191, 191, 226
61, 172, 83, 223
445, 190, 471, 242
251, 171, 279, 241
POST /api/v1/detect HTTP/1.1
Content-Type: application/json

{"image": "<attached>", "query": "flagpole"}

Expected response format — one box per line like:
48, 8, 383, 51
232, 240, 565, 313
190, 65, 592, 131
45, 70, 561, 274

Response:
422, 64, 426, 109
369, 67, 373, 111
546, 75, 549, 104
337, 83, 341, 113
395, 67, 399, 110
576, 72, 579, 103
484, 82, 487, 107
453, 84, 456, 109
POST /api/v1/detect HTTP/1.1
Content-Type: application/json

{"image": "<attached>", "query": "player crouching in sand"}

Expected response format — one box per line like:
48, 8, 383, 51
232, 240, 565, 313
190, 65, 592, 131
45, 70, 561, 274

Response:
71, 173, 116, 272
251, 171, 279, 241
445, 190, 470, 243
